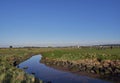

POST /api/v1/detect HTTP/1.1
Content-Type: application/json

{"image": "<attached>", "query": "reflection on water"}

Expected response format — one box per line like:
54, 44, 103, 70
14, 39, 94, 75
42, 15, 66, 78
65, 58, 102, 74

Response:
18, 55, 111, 83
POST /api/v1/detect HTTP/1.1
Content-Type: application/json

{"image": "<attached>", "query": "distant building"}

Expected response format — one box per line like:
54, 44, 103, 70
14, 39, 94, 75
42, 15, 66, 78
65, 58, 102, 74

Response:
77, 45, 80, 48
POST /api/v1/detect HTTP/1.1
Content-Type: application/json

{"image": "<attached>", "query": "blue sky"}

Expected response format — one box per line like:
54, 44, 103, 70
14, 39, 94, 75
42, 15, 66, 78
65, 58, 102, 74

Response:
0, 0, 120, 47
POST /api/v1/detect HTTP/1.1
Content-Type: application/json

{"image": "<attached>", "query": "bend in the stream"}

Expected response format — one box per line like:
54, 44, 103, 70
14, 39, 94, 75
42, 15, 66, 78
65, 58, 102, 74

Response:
17, 55, 113, 83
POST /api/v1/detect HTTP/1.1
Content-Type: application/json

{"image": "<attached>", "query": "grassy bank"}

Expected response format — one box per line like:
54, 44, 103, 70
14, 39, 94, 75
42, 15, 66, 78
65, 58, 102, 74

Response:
0, 48, 46, 83
41, 47, 120, 82
41, 47, 120, 81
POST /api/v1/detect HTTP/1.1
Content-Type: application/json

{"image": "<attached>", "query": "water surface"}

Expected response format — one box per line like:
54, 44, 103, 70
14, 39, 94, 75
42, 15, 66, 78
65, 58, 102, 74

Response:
18, 55, 111, 83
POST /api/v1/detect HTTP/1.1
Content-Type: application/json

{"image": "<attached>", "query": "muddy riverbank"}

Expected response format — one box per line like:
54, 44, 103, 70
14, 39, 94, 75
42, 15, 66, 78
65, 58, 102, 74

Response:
41, 57, 120, 83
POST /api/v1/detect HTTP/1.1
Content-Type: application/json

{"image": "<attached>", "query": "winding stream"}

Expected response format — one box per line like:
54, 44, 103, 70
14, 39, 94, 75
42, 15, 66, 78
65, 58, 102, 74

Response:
18, 55, 111, 83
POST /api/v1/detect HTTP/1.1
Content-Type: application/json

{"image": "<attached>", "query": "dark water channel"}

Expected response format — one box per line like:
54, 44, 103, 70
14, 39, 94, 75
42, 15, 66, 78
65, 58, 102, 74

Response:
18, 55, 112, 83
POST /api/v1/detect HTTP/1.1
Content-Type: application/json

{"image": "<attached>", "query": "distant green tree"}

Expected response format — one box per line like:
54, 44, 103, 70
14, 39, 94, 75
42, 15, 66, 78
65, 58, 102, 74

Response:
10, 46, 13, 48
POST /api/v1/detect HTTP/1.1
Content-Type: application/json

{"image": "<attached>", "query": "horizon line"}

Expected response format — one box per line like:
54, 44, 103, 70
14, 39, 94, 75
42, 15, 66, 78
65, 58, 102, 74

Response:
0, 43, 120, 48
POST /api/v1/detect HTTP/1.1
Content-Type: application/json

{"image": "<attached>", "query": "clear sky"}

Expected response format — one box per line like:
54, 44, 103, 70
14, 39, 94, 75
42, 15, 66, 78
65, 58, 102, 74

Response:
0, 0, 120, 47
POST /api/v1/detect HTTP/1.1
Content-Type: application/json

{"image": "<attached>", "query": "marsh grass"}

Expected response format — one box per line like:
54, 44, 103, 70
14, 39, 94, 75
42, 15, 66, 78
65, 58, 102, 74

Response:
0, 48, 46, 83
42, 48, 120, 61
0, 47, 120, 82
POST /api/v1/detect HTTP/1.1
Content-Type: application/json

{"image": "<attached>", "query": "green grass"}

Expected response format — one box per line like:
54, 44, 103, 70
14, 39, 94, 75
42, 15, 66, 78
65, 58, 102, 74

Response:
0, 48, 45, 83
0, 47, 120, 82
0, 47, 59, 83
41, 47, 120, 61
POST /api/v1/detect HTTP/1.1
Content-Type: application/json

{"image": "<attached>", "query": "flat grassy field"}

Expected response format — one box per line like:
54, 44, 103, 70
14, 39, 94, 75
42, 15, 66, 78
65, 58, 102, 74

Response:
0, 47, 120, 82
41, 47, 120, 61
